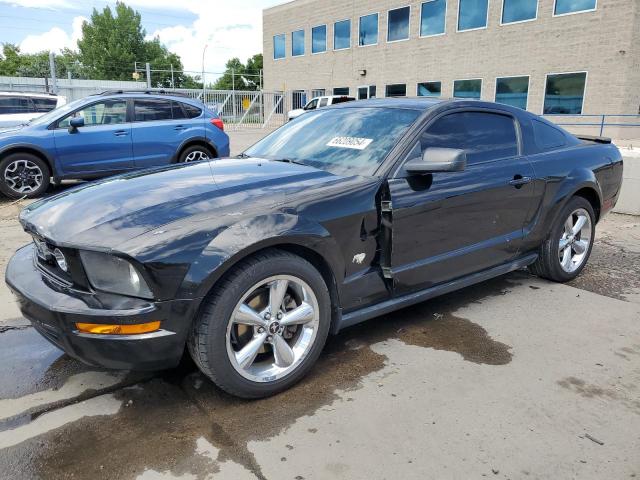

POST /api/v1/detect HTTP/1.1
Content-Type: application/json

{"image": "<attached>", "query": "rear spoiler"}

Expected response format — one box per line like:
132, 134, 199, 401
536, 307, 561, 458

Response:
577, 134, 612, 144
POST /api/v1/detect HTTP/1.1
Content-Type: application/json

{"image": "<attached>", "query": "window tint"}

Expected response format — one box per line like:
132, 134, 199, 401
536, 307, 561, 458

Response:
274, 34, 286, 59
418, 81, 441, 97
386, 84, 407, 97
32, 97, 58, 113
495, 76, 529, 109
182, 103, 202, 119
544, 72, 586, 115
292, 29, 305, 56
458, 0, 489, 30
134, 99, 173, 122
388, 6, 410, 42
359, 13, 378, 46
59, 100, 127, 128
453, 79, 482, 99
533, 119, 567, 150
172, 102, 186, 119
0, 96, 32, 114
554, 0, 595, 15
421, 0, 446, 36
502, 0, 537, 23
312, 25, 327, 53
421, 112, 518, 164
334, 19, 351, 49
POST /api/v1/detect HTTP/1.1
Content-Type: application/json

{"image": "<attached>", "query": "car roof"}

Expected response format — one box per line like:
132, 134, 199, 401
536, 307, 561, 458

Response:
91, 91, 205, 106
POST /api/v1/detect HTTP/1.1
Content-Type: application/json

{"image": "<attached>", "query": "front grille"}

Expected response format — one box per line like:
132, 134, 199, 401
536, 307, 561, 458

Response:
32, 236, 74, 286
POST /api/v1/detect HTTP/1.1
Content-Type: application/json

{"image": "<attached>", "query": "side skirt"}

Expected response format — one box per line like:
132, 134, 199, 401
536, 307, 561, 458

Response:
334, 252, 538, 333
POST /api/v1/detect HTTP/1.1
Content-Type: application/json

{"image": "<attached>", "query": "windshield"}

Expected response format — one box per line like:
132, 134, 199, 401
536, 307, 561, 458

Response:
29, 98, 86, 126
245, 107, 421, 176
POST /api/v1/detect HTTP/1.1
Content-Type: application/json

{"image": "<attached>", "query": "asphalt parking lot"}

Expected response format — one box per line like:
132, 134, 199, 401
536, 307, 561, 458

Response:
0, 133, 638, 479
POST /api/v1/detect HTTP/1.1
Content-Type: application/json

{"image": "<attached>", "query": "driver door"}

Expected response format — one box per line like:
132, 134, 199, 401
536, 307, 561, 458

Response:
388, 109, 536, 295
53, 99, 133, 175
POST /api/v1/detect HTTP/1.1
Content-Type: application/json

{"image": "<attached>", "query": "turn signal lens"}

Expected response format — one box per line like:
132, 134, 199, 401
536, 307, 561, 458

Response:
75, 321, 161, 335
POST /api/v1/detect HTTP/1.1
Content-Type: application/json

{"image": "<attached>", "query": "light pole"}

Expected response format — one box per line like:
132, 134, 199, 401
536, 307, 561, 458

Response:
201, 44, 208, 101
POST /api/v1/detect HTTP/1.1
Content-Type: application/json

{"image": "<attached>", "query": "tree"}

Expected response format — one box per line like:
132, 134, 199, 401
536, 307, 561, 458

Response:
0, 43, 89, 79
212, 54, 263, 91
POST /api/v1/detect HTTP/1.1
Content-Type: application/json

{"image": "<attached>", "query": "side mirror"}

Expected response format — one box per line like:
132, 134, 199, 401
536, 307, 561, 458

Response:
68, 116, 84, 133
405, 147, 467, 175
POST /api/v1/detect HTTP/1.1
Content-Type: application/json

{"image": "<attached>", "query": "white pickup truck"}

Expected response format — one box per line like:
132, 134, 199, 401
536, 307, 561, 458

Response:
287, 95, 355, 121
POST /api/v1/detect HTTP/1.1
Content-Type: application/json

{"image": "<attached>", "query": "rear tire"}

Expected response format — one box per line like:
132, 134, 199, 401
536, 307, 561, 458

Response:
178, 145, 214, 163
188, 249, 331, 399
528, 196, 595, 282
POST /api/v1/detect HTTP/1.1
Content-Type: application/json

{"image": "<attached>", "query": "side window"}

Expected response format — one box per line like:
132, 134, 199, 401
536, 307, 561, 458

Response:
532, 119, 567, 151
58, 100, 127, 128
0, 96, 32, 114
172, 101, 186, 120
134, 99, 173, 122
305, 99, 319, 110
32, 97, 57, 113
421, 111, 518, 164
182, 103, 202, 119
318, 98, 329, 107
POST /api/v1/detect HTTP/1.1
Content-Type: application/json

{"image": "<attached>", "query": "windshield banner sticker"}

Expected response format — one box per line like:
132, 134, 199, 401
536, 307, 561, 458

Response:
327, 136, 373, 150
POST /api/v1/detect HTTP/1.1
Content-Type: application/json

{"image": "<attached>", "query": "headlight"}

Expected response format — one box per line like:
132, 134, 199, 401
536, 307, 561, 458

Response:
53, 248, 68, 272
79, 251, 153, 299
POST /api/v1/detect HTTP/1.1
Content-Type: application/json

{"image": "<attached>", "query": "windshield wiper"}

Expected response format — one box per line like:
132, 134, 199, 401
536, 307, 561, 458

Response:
272, 158, 306, 166
236, 152, 251, 158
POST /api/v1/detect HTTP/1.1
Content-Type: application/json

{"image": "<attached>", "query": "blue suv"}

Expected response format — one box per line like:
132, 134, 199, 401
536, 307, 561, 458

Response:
0, 90, 230, 198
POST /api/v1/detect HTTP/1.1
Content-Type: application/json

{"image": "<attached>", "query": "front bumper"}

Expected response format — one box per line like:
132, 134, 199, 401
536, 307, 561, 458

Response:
5, 245, 196, 371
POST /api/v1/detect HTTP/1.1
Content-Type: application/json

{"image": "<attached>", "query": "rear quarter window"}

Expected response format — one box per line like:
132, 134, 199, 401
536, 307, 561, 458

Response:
532, 119, 568, 151
182, 103, 202, 119
0, 96, 32, 114
32, 97, 57, 113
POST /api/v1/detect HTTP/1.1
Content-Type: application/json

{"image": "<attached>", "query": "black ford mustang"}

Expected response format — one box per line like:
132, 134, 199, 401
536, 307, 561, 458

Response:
6, 98, 623, 398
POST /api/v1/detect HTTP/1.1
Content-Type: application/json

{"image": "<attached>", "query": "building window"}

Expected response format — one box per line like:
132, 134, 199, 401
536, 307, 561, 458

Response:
495, 76, 529, 109
359, 13, 379, 46
420, 0, 446, 36
292, 29, 305, 56
554, 0, 596, 16
334, 19, 351, 50
312, 25, 327, 54
273, 34, 286, 59
453, 79, 482, 99
312, 89, 326, 97
386, 84, 407, 97
458, 0, 489, 31
333, 87, 350, 95
418, 81, 442, 97
502, 0, 537, 24
388, 6, 410, 42
543, 72, 587, 115
358, 85, 377, 100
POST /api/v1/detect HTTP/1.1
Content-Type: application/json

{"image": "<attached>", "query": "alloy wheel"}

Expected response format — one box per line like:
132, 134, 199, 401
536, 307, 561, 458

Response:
558, 208, 592, 273
225, 275, 320, 383
184, 150, 210, 162
4, 159, 44, 194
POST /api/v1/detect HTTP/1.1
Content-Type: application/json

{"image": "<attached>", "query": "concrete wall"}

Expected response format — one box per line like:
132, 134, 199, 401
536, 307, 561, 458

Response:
263, 0, 639, 120
614, 148, 640, 216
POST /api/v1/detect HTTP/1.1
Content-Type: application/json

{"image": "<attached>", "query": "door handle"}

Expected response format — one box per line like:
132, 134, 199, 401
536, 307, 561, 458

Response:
113, 130, 128, 136
509, 175, 532, 188
174, 125, 186, 130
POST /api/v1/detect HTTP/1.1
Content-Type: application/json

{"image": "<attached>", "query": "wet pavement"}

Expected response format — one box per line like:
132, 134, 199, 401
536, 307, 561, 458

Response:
1, 190, 639, 478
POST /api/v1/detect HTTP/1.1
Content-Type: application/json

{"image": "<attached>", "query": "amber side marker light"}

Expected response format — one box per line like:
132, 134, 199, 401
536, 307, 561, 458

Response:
75, 321, 161, 335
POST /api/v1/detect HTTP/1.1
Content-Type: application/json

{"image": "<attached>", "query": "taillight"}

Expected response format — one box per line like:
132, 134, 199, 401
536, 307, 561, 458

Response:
210, 118, 224, 131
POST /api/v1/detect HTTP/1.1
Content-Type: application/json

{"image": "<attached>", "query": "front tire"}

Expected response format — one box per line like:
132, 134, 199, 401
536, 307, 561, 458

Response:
528, 196, 595, 282
188, 249, 331, 399
0, 153, 50, 199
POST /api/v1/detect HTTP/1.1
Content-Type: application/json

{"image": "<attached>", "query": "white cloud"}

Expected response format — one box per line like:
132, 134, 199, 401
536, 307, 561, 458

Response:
19, 15, 86, 53
0, 0, 71, 8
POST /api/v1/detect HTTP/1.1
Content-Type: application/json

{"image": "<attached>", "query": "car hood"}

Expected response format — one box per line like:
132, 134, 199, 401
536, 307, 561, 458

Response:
0, 125, 26, 136
19, 158, 335, 249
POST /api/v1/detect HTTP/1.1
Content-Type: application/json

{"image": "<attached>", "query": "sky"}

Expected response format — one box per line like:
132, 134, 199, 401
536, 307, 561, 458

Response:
0, 0, 284, 75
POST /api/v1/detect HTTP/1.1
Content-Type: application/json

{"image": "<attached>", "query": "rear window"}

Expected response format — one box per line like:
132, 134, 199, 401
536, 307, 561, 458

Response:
134, 99, 173, 122
182, 103, 202, 119
32, 97, 57, 113
0, 96, 32, 114
532, 119, 567, 151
